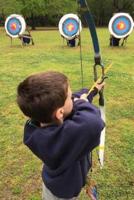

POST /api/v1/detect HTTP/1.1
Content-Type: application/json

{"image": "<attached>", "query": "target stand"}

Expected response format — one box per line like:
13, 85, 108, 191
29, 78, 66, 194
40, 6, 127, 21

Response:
19, 29, 34, 46
58, 14, 82, 47
108, 13, 134, 47
5, 14, 34, 47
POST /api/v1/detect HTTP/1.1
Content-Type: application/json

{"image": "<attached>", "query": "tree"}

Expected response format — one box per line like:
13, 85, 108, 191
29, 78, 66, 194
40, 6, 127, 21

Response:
0, 0, 133, 27
16, 0, 77, 29
0, 0, 22, 25
86, 0, 134, 26
16, 0, 46, 29
113, 0, 134, 13
41, 0, 77, 26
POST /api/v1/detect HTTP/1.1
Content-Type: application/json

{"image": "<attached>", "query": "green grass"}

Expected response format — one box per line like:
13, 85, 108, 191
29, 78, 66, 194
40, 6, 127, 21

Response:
0, 27, 134, 200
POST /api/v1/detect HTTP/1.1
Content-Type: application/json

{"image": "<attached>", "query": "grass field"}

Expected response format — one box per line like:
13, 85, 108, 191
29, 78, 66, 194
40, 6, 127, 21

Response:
0, 27, 134, 200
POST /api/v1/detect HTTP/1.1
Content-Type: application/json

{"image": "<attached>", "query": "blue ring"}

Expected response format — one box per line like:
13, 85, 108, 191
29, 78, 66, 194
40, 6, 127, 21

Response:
62, 18, 79, 37
7, 18, 22, 35
112, 16, 131, 36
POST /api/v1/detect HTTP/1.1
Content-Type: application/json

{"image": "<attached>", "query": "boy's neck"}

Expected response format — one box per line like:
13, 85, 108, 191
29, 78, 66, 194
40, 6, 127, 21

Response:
40, 122, 51, 127
40, 119, 63, 127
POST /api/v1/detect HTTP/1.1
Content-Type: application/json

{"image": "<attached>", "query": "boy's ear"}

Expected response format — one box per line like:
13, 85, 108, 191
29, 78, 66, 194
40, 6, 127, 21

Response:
55, 107, 64, 121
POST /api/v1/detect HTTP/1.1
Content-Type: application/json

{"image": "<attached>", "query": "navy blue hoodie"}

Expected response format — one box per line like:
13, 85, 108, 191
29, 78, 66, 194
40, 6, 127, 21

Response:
23, 89, 105, 198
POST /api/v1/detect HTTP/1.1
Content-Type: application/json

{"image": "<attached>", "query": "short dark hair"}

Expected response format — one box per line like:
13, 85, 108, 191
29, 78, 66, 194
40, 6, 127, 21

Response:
17, 71, 68, 123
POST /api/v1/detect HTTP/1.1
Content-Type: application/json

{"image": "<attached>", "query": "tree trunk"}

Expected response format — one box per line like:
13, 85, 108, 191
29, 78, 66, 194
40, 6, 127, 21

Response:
31, 13, 36, 30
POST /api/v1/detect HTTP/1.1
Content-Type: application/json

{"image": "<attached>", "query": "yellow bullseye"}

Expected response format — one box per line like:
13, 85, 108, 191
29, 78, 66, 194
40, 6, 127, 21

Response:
117, 21, 126, 30
10, 23, 17, 30
67, 23, 74, 32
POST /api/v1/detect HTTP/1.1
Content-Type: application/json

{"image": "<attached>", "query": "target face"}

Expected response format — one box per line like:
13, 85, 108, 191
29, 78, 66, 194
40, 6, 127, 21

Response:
108, 13, 134, 38
5, 14, 26, 38
59, 14, 82, 40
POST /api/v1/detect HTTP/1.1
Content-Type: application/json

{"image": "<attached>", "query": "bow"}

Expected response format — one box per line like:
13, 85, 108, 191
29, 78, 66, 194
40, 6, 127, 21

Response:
77, 0, 106, 168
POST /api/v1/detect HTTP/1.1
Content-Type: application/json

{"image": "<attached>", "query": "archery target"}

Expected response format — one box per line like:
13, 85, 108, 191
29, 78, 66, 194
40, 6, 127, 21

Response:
5, 14, 26, 38
108, 13, 134, 38
59, 14, 82, 40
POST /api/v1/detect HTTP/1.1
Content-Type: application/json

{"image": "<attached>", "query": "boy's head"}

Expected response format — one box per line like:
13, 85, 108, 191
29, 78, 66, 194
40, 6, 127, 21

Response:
17, 71, 73, 124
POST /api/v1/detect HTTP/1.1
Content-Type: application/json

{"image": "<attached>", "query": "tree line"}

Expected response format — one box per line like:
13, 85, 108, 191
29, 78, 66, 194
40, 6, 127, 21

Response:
0, 0, 134, 29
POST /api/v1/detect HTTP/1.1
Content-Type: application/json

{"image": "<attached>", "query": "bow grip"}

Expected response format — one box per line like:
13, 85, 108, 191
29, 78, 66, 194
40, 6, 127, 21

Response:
99, 90, 104, 106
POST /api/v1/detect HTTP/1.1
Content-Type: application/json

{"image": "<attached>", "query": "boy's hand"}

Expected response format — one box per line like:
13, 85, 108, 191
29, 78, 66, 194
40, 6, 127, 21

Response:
80, 93, 88, 101
95, 82, 105, 91
74, 93, 88, 102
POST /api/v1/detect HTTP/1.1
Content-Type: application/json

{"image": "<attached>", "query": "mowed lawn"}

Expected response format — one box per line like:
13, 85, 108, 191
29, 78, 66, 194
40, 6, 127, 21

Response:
0, 27, 134, 200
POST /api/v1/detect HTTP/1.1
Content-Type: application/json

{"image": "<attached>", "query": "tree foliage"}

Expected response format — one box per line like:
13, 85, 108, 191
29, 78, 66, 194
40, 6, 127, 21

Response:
87, 0, 134, 25
0, 0, 21, 21
0, 0, 134, 27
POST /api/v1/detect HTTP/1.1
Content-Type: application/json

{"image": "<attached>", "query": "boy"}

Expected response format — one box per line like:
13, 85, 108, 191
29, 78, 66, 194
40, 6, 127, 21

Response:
17, 71, 105, 200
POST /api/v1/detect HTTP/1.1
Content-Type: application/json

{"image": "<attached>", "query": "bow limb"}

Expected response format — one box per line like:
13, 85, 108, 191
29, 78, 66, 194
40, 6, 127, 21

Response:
78, 0, 102, 65
77, 0, 106, 168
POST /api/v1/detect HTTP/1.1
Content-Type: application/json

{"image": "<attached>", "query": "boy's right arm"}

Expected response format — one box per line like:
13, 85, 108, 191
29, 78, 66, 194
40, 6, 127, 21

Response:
72, 82, 105, 103
58, 100, 105, 165
72, 88, 97, 103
